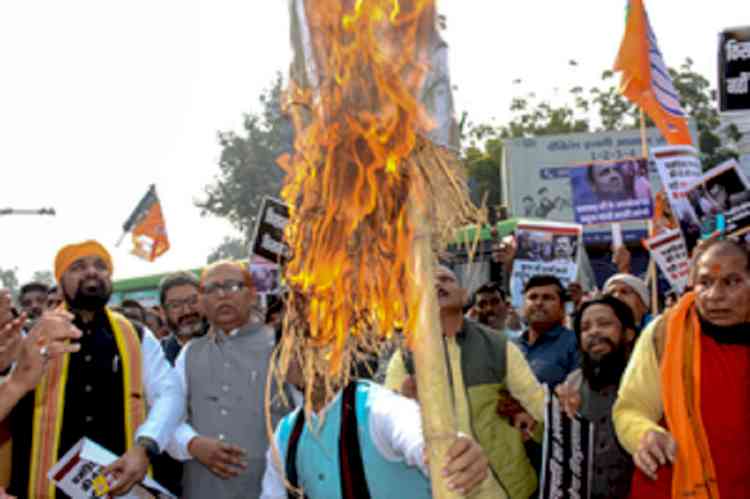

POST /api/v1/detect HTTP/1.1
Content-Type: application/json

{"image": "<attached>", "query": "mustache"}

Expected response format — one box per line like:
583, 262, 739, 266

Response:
586, 336, 617, 350
79, 277, 107, 293
178, 312, 202, 325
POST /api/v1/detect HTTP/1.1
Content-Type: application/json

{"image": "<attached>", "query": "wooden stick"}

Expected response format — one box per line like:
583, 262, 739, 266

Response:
409, 202, 461, 499
639, 109, 659, 315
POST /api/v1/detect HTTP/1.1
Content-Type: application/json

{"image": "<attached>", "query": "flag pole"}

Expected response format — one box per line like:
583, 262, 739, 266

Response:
115, 232, 127, 248
639, 109, 659, 314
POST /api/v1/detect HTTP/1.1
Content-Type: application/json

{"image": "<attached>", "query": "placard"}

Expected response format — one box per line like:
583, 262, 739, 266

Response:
250, 196, 291, 264
539, 394, 595, 499
510, 221, 582, 308
569, 158, 654, 225
644, 229, 690, 294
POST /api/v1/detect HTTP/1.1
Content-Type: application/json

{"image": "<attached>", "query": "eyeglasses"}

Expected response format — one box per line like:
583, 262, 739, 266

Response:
202, 280, 246, 296
164, 295, 200, 311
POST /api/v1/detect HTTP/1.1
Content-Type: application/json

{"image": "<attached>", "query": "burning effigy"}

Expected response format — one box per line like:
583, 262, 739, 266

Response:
272, 1, 485, 497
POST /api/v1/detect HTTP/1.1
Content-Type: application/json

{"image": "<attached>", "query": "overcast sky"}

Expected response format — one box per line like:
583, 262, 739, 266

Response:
0, 1, 744, 283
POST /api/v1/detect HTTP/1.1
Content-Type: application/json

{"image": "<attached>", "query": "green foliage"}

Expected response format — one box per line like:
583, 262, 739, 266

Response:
30, 270, 54, 287
461, 58, 740, 206
0, 267, 19, 298
196, 73, 292, 238
207, 236, 250, 264
201, 60, 739, 232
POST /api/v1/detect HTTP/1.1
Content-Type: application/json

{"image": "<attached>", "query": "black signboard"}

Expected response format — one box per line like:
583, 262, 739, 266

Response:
539, 395, 595, 499
251, 196, 290, 264
719, 27, 750, 112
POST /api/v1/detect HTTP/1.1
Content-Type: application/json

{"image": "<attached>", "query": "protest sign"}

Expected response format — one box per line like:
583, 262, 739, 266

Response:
684, 159, 750, 237
719, 27, 750, 112
644, 229, 690, 294
48, 438, 175, 498
251, 196, 290, 264
652, 145, 704, 249
569, 158, 654, 225
510, 221, 582, 308
539, 394, 594, 499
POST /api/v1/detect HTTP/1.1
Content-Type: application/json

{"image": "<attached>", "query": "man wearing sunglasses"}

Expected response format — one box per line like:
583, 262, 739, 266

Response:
167, 261, 291, 499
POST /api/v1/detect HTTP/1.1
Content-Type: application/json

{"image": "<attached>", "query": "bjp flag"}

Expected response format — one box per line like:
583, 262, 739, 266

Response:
121, 185, 170, 261
614, 0, 692, 145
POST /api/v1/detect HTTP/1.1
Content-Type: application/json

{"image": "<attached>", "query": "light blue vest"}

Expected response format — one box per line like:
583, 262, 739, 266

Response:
276, 381, 432, 499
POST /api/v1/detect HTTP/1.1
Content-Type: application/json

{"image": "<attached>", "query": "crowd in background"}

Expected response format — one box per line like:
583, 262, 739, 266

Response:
1, 230, 749, 498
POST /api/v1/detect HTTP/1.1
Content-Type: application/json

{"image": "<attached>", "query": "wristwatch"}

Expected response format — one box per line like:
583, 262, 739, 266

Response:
136, 436, 160, 461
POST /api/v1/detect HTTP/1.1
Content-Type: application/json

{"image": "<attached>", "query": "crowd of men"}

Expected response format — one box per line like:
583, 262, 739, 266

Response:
0, 233, 748, 498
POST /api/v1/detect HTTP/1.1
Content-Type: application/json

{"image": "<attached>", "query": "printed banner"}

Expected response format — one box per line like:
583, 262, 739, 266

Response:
251, 196, 290, 264
644, 229, 690, 294
539, 394, 594, 499
510, 221, 582, 308
48, 438, 175, 498
719, 27, 750, 112
684, 159, 750, 237
569, 158, 654, 225
652, 145, 703, 249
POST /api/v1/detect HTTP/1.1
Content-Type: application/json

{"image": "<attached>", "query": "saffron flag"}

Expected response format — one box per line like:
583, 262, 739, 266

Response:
614, 0, 692, 145
121, 185, 170, 261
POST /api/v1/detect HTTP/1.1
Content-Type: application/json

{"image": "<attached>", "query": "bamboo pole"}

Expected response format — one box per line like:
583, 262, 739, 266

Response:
639, 109, 659, 314
409, 202, 461, 499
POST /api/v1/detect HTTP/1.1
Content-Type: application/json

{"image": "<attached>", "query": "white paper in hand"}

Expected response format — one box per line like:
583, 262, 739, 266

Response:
47, 437, 175, 499
611, 222, 623, 249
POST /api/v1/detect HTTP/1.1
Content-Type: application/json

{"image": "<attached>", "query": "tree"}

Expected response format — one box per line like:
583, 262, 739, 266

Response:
0, 267, 19, 298
31, 270, 54, 287
196, 73, 293, 239
201, 60, 739, 232
460, 58, 741, 207
207, 236, 250, 264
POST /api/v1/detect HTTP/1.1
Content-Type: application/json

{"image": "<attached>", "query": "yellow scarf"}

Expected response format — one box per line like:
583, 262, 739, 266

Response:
28, 309, 145, 499
662, 292, 720, 499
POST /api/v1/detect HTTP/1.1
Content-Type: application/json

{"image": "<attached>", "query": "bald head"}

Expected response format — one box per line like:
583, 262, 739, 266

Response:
201, 260, 253, 288
201, 260, 256, 332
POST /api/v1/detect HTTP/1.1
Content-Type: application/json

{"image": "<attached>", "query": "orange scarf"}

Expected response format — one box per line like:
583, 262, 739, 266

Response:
28, 309, 145, 499
661, 292, 720, 499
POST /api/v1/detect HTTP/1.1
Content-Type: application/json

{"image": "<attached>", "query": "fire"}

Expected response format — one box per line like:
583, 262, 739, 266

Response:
279, 0, 438, 372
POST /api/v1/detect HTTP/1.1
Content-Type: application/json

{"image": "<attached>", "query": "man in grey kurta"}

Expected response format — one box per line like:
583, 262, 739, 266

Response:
167, 261, 290, 499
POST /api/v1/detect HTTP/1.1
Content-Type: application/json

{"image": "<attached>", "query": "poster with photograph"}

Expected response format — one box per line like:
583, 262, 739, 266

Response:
249, 263, 281, 294
684, 159, 750, 237
652, 145, 704, 250
569, 158, 654, 225
510, 221, 582, 308
48, 438, 175, 498
644, 229, 690, 295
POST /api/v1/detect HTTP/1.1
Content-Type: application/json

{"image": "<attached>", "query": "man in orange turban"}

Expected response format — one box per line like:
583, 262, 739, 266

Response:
6, 240, 184, 498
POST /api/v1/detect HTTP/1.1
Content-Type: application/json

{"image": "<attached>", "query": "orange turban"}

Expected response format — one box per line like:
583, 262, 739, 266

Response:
54, 240, 113, 283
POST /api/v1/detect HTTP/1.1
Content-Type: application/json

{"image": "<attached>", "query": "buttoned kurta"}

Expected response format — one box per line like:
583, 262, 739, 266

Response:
170, 322, 290, 499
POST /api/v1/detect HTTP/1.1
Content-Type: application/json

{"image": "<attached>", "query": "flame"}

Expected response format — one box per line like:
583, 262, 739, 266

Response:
280, 0, 438, 372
